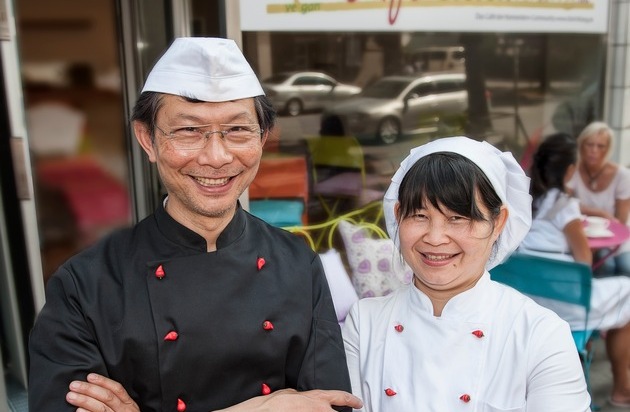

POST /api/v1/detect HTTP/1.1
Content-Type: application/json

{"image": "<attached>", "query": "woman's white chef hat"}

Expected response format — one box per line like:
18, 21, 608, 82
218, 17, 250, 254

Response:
383, 136, 532, 270
142, 37, 264, 102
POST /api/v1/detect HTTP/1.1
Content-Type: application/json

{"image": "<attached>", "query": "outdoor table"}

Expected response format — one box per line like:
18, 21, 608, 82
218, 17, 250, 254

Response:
586, 219, 630, 271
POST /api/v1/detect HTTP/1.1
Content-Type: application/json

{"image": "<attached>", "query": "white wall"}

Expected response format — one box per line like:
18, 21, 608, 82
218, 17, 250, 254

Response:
607, 0, 630, 167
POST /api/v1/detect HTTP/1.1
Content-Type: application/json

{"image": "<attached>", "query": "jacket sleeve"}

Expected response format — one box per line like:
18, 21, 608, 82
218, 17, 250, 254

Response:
296, 254, 353, 411
28, 267, 108, 411
524, 316, 591, 412
342, 302, 366, 412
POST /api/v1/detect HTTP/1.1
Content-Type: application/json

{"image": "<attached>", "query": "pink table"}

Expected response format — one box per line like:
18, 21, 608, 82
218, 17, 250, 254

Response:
586, 220, 630, 270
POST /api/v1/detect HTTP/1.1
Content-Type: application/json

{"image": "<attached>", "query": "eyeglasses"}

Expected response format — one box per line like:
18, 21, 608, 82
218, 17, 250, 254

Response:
154, 123, 263, 150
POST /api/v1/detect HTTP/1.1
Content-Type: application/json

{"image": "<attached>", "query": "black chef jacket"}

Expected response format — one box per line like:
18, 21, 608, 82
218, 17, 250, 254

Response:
29, 203, 352, 411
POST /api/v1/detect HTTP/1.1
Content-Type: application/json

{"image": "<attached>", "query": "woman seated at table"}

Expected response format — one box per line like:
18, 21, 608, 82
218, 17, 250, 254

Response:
519, 132, 630, 407
566, 121, 630, 276
344, 136, 591, 411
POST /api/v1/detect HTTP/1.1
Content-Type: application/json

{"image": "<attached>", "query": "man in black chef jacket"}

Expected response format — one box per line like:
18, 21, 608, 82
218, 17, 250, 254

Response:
28, 37, 361, 412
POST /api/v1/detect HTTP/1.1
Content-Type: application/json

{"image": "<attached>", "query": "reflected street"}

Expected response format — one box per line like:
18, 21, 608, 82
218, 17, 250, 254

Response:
275, 81, 566, 181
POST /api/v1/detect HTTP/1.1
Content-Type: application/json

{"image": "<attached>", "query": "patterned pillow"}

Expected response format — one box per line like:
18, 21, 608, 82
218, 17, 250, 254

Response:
337, 220, 412, 298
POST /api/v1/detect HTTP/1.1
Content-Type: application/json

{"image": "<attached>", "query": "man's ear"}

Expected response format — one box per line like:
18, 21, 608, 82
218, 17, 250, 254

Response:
133, 120, 157, 163
261, 128, 270, 147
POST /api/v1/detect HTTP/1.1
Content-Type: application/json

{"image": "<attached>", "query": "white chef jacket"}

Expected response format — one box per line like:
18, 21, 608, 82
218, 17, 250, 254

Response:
343, 273, 591, 412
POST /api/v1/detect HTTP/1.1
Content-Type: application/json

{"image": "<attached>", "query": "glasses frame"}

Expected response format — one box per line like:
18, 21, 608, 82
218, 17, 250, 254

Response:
154, 123, 263, 150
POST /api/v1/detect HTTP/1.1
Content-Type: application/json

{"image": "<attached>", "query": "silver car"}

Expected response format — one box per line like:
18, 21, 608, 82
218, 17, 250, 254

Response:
262, 71, 361, 116
320, 73, 468, 145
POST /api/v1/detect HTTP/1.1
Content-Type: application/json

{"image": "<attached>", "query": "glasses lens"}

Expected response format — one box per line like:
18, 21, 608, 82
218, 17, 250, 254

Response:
223, 125, 260, 148
171, 130, 206, 150
164, 125, 261, 150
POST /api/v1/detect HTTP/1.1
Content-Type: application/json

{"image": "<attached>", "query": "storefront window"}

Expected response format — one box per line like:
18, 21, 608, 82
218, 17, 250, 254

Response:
16, 0, 132, 283
242, 30, 606, 232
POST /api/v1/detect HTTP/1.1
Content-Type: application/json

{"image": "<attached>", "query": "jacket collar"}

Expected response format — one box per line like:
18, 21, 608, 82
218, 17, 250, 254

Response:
154, 197, 246, 252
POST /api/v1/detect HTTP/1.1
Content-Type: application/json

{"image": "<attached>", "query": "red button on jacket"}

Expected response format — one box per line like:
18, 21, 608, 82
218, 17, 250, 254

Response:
164, 331, 179, 341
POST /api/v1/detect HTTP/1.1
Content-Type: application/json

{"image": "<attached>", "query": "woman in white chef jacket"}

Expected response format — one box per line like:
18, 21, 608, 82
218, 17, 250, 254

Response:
343, 136, 591, 412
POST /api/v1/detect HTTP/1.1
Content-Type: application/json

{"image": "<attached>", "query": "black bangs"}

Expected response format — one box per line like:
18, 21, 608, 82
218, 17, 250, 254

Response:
397, 152, 502, 222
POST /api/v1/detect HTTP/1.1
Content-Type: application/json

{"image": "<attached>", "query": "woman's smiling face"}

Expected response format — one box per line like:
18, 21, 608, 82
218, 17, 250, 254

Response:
396, 197, 507, 297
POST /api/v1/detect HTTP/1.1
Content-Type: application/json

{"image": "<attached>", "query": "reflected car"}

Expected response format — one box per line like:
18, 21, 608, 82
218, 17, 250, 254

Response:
320, 73, 469, 145
408, 46, 466, 73
262, 71, 361, 116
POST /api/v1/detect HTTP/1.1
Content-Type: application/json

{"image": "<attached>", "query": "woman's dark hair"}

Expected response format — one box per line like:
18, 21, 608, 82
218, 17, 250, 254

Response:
397, 152, 503, 225
529, 132, 576, 213
130, 92, 277, 142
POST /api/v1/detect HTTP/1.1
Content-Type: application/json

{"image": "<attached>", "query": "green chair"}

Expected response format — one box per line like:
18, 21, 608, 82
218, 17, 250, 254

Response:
306, 136, 384, 218
489, 253, 597, 404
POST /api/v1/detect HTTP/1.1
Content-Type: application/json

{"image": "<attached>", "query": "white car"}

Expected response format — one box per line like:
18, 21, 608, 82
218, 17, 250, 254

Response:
262, 71, 361, 116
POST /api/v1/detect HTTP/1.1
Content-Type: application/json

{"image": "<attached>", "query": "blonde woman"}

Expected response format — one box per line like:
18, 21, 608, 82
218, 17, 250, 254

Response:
566, 121, 630, 275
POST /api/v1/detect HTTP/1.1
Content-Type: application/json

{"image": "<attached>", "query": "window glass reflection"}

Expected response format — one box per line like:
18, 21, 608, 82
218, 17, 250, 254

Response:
17, 0, 132, 284
241, 31, 605, 236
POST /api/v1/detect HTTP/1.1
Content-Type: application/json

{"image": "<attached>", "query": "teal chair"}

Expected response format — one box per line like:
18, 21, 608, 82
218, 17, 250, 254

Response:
249, 199, 304, 228
489, 253, 597, 404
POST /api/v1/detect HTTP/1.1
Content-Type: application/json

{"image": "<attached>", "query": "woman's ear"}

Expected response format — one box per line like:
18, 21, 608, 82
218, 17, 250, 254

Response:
394, 202, 401, 221
494, 206, 509, 239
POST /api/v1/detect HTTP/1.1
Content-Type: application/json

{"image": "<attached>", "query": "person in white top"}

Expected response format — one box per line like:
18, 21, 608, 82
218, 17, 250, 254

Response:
343, 136, 591, 412
566, 121, 630, 276
520, 132, 630, 408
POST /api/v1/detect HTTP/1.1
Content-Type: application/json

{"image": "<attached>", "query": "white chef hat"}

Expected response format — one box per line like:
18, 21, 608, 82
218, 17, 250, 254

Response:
383, 136, 532, 270
142, 37, 264, 102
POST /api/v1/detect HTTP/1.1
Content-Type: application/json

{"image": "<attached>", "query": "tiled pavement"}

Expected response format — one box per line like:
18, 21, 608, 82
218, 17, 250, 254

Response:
590, 337, 629, 411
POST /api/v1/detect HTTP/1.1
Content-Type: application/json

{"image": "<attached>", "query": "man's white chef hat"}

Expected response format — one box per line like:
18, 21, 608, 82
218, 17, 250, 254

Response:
383, 136, 532, 270
142, 37, 264, 102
